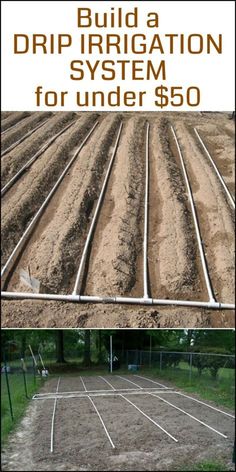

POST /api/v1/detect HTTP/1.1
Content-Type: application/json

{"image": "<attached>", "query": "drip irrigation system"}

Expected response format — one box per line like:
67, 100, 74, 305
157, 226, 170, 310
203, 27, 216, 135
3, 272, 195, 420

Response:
1, 121, 99, 288
194, 127, 235, 209
1, 119, 76, 196
72, 121, 123, 295
1, 116, 52, 158
171, 125, 215, 304
1, 121, 234, 311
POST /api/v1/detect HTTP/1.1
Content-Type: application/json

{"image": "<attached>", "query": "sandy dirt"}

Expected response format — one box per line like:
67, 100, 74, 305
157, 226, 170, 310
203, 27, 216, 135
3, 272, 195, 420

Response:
1, 374, 235, 471
1, 112, 235, 328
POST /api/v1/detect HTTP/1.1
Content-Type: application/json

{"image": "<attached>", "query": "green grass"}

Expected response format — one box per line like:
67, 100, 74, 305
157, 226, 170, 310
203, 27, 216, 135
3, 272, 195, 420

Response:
141, 363, 235, 410
1, 372, 44, 445
179, 460, 233, 471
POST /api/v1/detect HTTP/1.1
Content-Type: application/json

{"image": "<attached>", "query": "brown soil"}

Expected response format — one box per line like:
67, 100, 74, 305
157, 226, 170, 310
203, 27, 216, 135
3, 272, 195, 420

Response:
1, 112, 235, 328
1, 375, 234, 471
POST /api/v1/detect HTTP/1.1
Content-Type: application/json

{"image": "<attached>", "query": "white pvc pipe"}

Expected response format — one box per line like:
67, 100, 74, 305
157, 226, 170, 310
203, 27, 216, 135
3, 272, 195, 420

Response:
87, 396, 115, 448
80, 376, 87, 391
175, 392, 235, 419
143, 122, 150, 299
134, 375, 169, 389
73, 121, 123, 295
50, 377, 61, 453
33, 389, 174, 400
99, 376, 115, 390
120, 394, 178, 442
171, 126, 215, 303
2, 291, 234, 309
1, 122, 99, 285
1, 120, 76, 196
1, 115, 29, 135
1, 116, 52, 158
150, 393, 227, 439
117, 375, 143, 389
34, 386, 171, 397
194, 128, 235, 209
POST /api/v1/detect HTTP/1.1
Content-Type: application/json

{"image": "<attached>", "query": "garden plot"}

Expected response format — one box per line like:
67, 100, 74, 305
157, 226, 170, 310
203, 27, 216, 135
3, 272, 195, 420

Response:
1, 112, 235, 328
1, 374, 235, 471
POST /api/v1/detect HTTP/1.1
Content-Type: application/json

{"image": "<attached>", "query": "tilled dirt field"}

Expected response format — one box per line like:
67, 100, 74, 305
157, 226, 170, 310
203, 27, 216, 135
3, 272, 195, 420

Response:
1, 374, 235, 471
1, 112, 235, 328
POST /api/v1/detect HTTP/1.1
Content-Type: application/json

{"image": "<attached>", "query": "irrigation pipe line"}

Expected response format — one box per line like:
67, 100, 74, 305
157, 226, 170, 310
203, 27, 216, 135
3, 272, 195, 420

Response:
87, 396, 115, 448
1, 115, 30, 135
80, 376, 87, 391
134, 375, 169, 389
1, 121, 99, 287
175, 392, 235, 419
33, 390, 173, 400
144, 122, 150, 298
50, 377, 61, 453
1, 120, 76, 196
117, 375, 143, 389
72, 121, 123, 295
171, 126, 215, 303
194, 128, 235, 209
150, 393, 228, 439
2, 291, 234, 309
120, 395, 178, 442
33, 386, 170, 398
99, 376, 116, 390
1, 116, 52, 158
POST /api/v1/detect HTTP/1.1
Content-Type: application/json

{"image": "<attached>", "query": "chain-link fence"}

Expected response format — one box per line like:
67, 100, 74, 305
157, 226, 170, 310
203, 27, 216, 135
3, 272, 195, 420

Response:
125, 349, 235, 385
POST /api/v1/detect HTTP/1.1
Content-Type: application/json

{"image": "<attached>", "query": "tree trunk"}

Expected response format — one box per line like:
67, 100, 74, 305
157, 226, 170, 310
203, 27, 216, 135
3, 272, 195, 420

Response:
83, 330, 91, 366
98, 331, 102, 364
56, 331, 66, 363
21, 333, 27, 358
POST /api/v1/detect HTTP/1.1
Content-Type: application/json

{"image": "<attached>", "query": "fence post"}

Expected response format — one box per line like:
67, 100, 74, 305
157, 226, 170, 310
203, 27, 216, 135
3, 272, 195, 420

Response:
189, 353, 193, 383
4, 355, 14, 421
149, 336, 152, 369
160, 352, 163, 371
32, 358, 36, 386
21, 358, 29, 398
